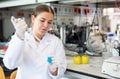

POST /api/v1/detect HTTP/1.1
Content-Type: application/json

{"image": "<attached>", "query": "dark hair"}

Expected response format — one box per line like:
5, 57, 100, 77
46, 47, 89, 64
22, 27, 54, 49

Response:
32, 4, 54, 17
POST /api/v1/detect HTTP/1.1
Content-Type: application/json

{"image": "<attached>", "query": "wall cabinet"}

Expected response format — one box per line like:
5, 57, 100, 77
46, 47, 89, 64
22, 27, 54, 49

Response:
0, 0, 36, 8
37, 0, 59, 3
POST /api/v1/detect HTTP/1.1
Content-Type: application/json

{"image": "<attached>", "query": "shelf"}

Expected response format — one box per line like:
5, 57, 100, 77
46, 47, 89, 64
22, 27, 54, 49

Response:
37, 0, 59, 3
0, 0, 36, 8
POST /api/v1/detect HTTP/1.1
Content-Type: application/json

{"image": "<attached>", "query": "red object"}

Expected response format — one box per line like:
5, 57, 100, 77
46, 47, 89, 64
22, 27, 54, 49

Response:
3, 46, 8, 52
74, 8, 81, 14
84, 8, 90, 15
74, 7, 78, 13
17, 12, 24, 17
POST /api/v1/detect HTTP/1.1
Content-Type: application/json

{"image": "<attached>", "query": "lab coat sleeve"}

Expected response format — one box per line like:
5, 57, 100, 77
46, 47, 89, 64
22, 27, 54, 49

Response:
3, 34, 24, 69
49, 39, 67, 79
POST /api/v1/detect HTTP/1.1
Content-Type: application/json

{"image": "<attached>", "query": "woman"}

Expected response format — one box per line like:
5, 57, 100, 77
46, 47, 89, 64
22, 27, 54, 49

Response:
3, 4, 66, 79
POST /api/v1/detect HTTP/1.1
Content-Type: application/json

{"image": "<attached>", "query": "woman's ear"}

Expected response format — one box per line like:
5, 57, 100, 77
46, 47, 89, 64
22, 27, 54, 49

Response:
31, 15, 35, 23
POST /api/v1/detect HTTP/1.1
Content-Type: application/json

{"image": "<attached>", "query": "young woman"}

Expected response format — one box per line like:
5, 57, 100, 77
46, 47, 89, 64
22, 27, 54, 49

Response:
3, 4, 66, 79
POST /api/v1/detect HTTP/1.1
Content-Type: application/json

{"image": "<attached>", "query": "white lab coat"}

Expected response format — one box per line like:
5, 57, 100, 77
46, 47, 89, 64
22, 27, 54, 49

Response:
3, 32, 66, 79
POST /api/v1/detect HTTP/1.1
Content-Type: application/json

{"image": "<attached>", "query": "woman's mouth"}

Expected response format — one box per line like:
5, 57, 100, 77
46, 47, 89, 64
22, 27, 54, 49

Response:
41, 29, 47, 33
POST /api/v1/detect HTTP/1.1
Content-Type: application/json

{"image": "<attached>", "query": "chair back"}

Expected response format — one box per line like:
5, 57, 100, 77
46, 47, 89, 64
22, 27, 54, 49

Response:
0, 66, 5, 79
10, 70, 17, 79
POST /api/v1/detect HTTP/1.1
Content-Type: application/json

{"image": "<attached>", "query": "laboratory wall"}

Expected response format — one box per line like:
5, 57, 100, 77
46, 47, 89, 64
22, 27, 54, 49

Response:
0, 10, 31, 41
0, 3, 103, 42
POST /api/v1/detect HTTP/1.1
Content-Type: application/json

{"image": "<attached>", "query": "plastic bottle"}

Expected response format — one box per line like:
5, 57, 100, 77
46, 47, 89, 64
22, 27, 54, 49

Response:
104, 33, 115, 58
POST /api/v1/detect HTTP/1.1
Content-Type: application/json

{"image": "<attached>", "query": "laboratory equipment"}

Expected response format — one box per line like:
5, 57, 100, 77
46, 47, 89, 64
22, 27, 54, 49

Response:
101, 56, 120, 78
101, 33, 120, 78
104, 33, 119, 58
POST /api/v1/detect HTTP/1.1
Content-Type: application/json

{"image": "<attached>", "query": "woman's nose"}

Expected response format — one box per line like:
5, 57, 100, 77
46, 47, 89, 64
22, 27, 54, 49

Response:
43, 22, 49, 28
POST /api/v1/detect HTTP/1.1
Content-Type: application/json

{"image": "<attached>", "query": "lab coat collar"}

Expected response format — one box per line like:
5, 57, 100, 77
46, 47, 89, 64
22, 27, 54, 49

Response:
25, 32, 52, 49
41, 33, 52, 44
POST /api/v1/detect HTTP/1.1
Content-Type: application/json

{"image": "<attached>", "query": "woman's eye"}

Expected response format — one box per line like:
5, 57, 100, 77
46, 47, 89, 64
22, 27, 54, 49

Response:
48, 22, 52, 24
40, 20, 45, 22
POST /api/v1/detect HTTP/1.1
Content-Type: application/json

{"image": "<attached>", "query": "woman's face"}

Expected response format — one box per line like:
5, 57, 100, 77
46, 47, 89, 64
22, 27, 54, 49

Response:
31, 12, 54, 38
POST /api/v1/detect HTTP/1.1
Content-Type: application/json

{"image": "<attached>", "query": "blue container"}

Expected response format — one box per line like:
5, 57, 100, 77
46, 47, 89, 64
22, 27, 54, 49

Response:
47, 57, 53, 64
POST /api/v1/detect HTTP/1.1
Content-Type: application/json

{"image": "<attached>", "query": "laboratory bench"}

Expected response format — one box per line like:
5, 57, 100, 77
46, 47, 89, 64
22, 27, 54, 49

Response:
65, 55, 116, 79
